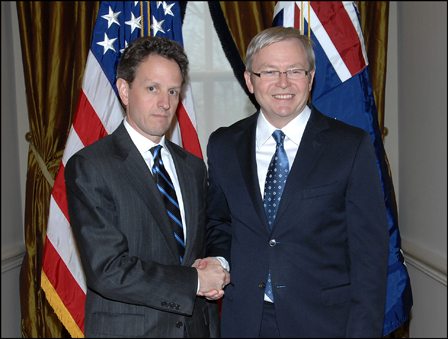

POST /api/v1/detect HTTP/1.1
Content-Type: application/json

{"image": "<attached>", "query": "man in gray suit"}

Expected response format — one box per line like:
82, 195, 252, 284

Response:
65, 36, 229, 338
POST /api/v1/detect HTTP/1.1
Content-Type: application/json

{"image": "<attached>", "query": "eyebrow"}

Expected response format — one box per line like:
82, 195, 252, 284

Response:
260, 63, 304, 70
143, 80, 182, 90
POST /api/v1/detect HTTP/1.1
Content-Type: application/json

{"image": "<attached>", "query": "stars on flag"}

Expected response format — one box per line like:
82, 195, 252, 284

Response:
151, 16, 166, 36
126, 12, 141, 34
97, 33, 117, 54
162, 2, 175, 16
101, 6, 121, 28
95, 1, 177, 56
156, 0, 174, 16
150, 1, 176, 36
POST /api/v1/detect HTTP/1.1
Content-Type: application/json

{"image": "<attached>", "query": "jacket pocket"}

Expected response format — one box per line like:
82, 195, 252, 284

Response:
302, 182, 339, 199
320, 283, 351, 307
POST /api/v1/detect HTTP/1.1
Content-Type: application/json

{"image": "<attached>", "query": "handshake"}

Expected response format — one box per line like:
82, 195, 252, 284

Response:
192, 257, 231, 300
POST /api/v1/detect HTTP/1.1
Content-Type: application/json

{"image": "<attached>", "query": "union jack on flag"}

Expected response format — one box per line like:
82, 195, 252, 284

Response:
41, 2, 200, 337
273, 1, 413, 335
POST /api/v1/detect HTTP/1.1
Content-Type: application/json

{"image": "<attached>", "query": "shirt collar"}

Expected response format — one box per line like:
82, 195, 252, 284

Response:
256, 105, 311, 148
123, 117, 169, 155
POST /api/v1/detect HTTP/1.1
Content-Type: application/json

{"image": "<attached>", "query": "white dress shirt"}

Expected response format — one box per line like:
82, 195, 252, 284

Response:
255, 106, 311, 301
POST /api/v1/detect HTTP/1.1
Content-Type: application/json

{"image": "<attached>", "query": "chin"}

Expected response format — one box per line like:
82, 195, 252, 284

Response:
274, 109, 296, 117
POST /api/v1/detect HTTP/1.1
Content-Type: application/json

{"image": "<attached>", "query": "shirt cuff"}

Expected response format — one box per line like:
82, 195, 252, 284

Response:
214, 256, 230, 272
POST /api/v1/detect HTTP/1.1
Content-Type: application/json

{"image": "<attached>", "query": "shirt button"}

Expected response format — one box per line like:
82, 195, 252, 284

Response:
176, 321, 183, 328
259, 282, 266, 290
269, 239, 277, 247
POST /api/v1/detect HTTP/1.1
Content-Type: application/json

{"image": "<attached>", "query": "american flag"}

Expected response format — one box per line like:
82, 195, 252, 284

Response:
273, 1, 413, 336
41, 2, 200, 337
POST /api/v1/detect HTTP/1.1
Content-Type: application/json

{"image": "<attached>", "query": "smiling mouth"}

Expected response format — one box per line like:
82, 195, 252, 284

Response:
272, 94, 294, 99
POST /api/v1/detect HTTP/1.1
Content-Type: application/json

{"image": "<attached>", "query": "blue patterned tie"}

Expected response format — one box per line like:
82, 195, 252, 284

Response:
263, 130, 289, 302
151, 145, 185, 262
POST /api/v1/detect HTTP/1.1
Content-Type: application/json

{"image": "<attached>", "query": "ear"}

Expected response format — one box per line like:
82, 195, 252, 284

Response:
308, 70, 315, 91
244, 71, 254, 94
116, 78, 129, 106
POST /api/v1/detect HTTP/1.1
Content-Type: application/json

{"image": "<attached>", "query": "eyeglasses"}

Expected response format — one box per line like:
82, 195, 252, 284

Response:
251, 69, 309, 80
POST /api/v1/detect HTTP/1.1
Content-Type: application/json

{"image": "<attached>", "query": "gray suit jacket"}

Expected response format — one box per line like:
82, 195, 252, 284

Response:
65, 121, 220, 338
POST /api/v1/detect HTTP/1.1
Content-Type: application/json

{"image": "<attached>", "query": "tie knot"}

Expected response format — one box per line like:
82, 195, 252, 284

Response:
150, 145, 163, 159
272, 130, 285, 146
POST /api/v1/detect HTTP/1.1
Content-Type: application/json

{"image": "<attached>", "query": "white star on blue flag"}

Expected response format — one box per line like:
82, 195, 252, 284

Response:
90, 1, 183, 102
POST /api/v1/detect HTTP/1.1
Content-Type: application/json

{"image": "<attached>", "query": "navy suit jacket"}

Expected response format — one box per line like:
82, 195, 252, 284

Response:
65, 122, 220, 338
206, 104, 389, 338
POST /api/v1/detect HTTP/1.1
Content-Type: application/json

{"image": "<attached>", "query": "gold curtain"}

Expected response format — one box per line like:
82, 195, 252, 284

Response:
17, 2, 99, 337
218, 1, 389, 138
356, 1, 389, 136
219, 1, 274, 64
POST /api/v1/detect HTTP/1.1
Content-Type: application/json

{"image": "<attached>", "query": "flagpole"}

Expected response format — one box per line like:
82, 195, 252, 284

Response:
150, 1, 151, 36
141, 2, 144, 37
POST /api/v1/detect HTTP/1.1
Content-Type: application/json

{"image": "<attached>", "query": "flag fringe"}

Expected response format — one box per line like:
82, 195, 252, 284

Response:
41, 270, 84, 338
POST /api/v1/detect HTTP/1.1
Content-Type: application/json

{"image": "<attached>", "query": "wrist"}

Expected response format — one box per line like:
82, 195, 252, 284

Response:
214, 256, 230, 271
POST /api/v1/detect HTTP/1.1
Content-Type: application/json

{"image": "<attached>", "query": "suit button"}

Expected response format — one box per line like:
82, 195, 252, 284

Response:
176, 321, 183, 328
161, 301, 166, 307
269, 239, 276, 246
259, 282, 266, 290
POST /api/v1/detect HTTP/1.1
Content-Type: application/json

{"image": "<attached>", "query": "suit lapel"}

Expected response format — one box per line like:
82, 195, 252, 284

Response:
165, 140, 198, 265
274, 106, 330, 228
112, 123, 179, 262
234, 113, 271, 233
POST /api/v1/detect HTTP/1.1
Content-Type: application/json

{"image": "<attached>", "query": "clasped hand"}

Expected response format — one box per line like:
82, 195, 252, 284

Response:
192, 257, 230, 300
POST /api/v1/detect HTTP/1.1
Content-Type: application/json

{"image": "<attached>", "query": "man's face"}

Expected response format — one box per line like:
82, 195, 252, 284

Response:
244, 39, 315, 129
117, 55, 183, 143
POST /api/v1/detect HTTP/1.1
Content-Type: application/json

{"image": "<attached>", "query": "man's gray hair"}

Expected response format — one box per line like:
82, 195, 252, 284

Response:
245, 26, 316, 74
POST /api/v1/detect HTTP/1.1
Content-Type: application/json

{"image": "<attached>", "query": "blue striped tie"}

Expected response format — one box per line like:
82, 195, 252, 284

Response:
151, 145, 185, 262
263, 130, 289, 302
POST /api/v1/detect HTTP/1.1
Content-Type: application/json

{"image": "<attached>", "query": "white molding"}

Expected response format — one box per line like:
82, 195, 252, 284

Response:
402, 239, 447, 286
1, 245, 26, 274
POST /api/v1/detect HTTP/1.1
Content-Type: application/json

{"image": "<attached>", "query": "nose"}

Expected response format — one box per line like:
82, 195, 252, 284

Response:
158, 92, 170, 110
276, 71, 290, 88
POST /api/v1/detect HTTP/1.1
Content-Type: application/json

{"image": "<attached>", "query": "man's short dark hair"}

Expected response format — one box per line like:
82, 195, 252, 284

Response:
116, 36, 189, 87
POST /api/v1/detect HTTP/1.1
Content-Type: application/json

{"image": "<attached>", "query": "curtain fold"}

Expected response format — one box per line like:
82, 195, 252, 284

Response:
218, 1, 275, 64
356, 1, 389, 136
207, 1, 261, 109
17, 2, 99, 337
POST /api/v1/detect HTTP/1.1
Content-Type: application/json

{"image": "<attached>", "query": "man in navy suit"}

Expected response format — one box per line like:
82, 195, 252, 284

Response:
204, 27, 389, 337
65, 36, 229, 338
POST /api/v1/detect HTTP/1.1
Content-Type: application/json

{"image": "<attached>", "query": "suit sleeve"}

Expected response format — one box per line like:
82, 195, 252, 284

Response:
345, 132, 389, 337
65, 152, 198, 316
205, 131, 233, 263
